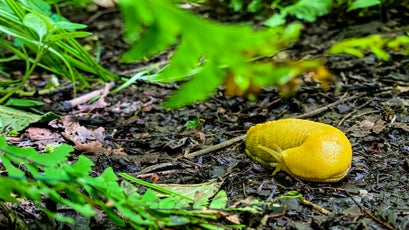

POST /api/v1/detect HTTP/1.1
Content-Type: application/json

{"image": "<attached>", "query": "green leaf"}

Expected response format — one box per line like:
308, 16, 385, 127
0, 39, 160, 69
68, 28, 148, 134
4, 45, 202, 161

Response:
1, 141, 72, 168
184, 117, 200, 130
229, 0, 244, 11
209, 190, 227, 209
328, 34, 390, 60
264, 13, 288, 27
285, 0, 333, 22
119, 1, 305, 108
0, 105, 59, 135
370, 45, 389, 61
23, 13, 47, 41
0, 178, 21, 202
50, 31, 92, 41
247, 0, 263, 13
100, 167, 119, 182
44, 211, 75, 224
0, 156, 26, 178
25, 186, 43, 201
162, 60, 225, 108
142, 189, 160, 206
168, 216, 191, 226
54, 21, 87, 30
154, 180, 222, 201
347, 0, 381, 12
65, 155, 94, 178
120, 173, 194, 201
119, 0, 154, 43
23, 0, 52, 16
5, 98, 45, 107
279, 190, 303, 199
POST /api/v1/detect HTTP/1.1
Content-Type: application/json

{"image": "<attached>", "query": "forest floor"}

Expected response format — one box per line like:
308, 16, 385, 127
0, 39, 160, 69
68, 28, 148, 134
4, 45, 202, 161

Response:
3, 3, 409, 230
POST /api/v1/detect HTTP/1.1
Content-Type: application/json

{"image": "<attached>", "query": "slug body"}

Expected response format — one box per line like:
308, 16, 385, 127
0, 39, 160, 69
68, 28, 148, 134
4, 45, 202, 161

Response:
245, 119, 352, 182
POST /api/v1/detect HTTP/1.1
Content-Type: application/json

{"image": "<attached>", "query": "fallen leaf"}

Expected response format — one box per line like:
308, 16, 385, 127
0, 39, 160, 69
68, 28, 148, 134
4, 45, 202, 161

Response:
50, 116, 105, 145
349, 118, 386, 137
226, 214, 241, 224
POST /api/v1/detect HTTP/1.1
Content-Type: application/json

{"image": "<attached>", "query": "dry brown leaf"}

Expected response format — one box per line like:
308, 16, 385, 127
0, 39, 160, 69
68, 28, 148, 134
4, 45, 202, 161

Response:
50, 116, 106, 145
225, 214, 241, 224
74, 141, 103, 153
349, 118, 386, 137
390, 122, 409, 131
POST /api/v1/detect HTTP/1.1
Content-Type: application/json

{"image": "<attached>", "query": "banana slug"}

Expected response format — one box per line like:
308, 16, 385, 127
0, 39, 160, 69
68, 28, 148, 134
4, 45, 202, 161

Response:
245, 118, 352, 182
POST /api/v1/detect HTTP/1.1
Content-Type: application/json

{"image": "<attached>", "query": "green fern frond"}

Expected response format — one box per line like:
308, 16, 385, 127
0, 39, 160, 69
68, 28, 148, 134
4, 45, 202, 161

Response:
120, 0, 305, 108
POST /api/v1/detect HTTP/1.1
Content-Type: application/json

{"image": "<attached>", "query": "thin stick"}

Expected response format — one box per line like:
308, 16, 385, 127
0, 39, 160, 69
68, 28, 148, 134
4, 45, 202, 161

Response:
63, 82, 115, 109
295, 93, 362, 119
300, 198, 332, 215
184, 93, 364, 159
184, 134, 246, 159
346, 191, 395, 230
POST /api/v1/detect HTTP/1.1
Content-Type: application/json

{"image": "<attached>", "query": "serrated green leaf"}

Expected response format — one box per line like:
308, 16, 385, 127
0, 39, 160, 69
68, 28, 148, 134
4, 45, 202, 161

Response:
64, 155, 94, 178
100, 167, 118, 182
0, 156, 25, 178
209, 190, 227, 209
287, 0, 332, 22
0, 178, 20, 202
119, 0, 154, 43
44, 211, 74, 224
0, 138, 72, 168
162, 60, 224, 108
26, 186, 42, 200
42, 167, 69, 182
142, 189, 160, 205
30, 143, 72, 167
119, 1, 305, 108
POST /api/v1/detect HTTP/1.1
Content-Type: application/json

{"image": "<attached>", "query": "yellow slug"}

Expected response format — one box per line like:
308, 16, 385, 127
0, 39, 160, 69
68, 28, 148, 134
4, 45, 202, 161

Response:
244, 118, 352, 183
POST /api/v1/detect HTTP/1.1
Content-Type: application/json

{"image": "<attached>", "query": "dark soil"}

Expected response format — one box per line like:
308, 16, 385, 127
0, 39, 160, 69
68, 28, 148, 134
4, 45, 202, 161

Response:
3, 3, 409, 230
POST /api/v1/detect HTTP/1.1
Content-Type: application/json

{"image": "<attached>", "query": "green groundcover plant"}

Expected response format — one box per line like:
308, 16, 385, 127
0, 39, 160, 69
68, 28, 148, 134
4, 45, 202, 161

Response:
119, 0, 326, 108
0, 136, 272, 229
0, 0, 117, 103
119, 0, 405, 108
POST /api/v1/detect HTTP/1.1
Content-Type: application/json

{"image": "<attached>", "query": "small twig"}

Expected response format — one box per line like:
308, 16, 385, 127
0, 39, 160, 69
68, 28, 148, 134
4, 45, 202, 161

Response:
184, 134, 246, 159
135, 169, 181, 179
138, 162, 175, 174
346, 191, 396, 230
300, 198, 332, 215
84, 8, 117, 24
184, 93, 365, 159
62, 82, 115, 109
295, 93, 363, 119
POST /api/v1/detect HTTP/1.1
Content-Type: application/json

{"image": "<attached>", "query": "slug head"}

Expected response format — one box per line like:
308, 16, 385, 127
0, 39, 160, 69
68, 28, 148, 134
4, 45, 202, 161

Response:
281, 128, 352, 182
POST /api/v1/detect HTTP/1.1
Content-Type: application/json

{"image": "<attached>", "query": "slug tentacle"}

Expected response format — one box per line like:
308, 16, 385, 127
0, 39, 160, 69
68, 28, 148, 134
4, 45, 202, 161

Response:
244, 119, 352, 183
257, 145, 287, 176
